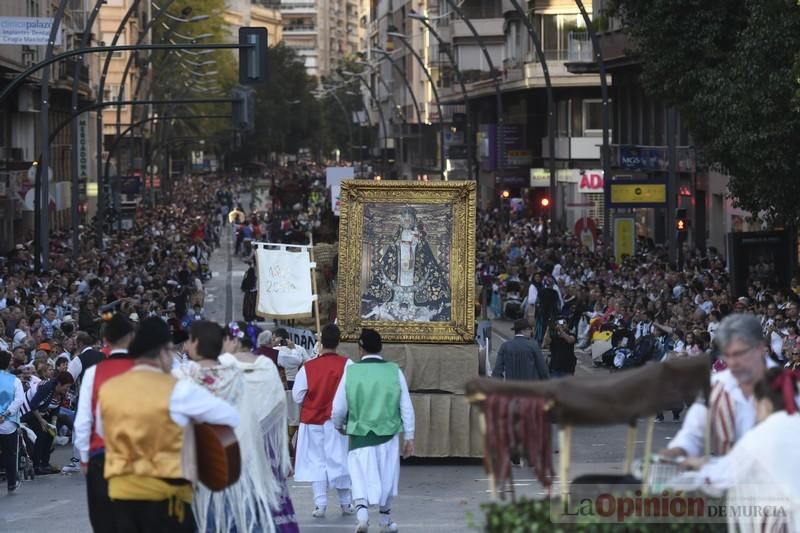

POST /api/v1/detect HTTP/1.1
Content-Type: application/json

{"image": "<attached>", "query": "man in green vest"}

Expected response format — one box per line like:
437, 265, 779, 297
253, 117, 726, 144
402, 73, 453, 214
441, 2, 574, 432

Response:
332, 328, 415, 533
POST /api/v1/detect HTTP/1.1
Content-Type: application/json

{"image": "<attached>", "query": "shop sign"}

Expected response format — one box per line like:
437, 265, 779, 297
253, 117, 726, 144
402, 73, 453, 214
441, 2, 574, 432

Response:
578, 170, 604, 193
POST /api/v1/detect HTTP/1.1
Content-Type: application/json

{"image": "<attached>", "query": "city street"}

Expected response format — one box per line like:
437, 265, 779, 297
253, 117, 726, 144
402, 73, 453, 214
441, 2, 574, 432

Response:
0, 228, 686, 533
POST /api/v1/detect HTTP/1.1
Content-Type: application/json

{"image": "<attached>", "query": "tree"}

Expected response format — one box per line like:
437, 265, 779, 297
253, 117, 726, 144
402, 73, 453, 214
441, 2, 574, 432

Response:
610, 0, 800, 224
149, 0, 238, 162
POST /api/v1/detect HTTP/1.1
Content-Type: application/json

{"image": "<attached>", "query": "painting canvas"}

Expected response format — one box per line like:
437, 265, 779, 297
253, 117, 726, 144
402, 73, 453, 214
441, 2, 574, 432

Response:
360, 203, 453, 322
337, 180, 476, 344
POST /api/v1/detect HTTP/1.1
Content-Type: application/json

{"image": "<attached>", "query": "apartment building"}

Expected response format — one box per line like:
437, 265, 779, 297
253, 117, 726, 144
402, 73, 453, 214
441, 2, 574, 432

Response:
0, 0, 96, 250
282, 0, 367, 77
225, 0, 283, 44
412, 0, 609, 211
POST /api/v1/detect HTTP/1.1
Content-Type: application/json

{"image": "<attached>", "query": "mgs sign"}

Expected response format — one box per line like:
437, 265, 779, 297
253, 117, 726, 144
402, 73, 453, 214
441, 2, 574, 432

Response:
578, 170, 604, 193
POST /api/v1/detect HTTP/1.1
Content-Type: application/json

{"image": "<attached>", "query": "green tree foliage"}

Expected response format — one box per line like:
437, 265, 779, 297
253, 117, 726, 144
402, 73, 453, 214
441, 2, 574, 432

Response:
149, 0, 236, 147
226, 43, 322, 165
610, 0, 800, 223
318, 58, 371, 161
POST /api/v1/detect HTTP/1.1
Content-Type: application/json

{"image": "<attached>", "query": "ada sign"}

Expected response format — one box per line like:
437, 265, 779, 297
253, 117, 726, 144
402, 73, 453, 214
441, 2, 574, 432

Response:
578, 170, 604, 193
0, 18, 63, 46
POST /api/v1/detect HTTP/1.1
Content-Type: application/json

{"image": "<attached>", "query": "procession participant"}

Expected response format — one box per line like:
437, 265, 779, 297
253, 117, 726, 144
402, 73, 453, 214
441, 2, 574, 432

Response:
176, 321, 298, 533
274, 328, 312, 389
0, 350, 24, 492
292, 324, 354, 518
671, 368, 800, 532
96, 317, 239, 533
331, 328, 415, 533
74, 313, 135, 533
661, 313, 775, 459
68, 331, 104, 381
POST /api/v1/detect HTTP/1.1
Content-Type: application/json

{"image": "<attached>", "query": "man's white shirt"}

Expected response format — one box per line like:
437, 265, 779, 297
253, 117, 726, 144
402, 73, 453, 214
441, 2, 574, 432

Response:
330, 355, 415, 441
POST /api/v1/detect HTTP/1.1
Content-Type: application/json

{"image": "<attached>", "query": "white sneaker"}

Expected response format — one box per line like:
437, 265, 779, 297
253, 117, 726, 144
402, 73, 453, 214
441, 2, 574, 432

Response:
54, 436, 69, 446
341, 504, 355, 516
380, 521, 399, 533
61, 464, 80, 474
312, 506, 326, 518
355, 519, 369, 533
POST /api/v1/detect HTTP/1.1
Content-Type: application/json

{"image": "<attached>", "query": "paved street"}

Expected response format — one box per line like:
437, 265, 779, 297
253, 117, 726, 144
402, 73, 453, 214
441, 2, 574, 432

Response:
0, 227, 686, 532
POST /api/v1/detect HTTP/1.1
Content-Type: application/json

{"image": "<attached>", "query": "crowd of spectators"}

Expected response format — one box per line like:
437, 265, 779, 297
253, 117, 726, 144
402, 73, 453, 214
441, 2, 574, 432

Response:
0, 174, 240, 478
477, 209, 800, 372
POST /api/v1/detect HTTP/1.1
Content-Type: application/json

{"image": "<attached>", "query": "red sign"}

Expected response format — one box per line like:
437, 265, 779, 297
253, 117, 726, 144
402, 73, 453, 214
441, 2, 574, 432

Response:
578, 171, 604, 193
574, 217, 598, 252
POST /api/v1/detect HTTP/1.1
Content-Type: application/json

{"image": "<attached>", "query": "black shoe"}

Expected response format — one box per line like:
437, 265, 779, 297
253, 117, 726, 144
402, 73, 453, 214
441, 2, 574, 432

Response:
8, 480, 21, 492
35, 466, 58, 476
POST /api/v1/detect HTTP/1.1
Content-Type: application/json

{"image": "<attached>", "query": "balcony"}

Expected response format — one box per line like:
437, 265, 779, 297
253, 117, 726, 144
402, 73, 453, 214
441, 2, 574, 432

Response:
542, 136, 610, 160
567, 32, 593, 63
56, 59, 90, 84
452, 18, 504, 40
284, 25, 318, 34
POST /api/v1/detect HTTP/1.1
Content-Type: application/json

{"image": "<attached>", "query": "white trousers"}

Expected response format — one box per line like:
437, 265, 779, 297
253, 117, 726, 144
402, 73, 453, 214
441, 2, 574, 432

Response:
294, 421, 351, 486
348, 434, 400, 507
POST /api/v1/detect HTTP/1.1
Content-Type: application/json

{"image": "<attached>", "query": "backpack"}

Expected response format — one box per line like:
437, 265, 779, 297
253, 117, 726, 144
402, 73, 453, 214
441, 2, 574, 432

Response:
633, 334, 657, 362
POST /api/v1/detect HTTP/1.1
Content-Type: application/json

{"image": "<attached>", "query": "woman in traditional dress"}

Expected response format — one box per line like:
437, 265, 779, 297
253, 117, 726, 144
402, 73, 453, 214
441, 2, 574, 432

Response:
174, 321, 299, 533
241, 261, 258, 323
671, 368, 800, 532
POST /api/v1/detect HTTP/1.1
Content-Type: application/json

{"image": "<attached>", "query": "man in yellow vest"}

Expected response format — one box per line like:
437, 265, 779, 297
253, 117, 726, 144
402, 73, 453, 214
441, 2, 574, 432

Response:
332, 328, 415, 533
96, 317, 239, 533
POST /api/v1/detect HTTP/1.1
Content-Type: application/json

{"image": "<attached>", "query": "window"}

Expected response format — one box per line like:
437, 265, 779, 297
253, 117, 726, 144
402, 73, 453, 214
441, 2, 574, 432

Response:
556, 100, 569, 137
103, 84, 122, 102
582, 99, 604, 137
101, 32, 126, 58
535, 13, 586, 60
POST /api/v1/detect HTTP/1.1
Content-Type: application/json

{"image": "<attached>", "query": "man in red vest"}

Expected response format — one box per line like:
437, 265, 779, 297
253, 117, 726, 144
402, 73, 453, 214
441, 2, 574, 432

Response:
73, 314, 135, 533
292, 323, 354, 519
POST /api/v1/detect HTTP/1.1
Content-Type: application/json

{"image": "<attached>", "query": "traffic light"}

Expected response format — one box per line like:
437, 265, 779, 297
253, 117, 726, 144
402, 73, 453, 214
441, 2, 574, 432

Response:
676, 208, 688, 241
529, 188, 550, 218
239, 27, 269, 85
231, 86, 255, 133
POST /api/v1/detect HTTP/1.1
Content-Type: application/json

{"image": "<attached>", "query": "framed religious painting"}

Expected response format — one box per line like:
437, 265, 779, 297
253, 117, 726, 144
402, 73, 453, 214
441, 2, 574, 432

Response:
337, 180, 476, 343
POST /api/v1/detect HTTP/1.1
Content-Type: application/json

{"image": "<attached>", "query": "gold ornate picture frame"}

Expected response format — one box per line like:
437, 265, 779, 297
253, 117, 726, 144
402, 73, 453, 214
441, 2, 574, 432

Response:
337, 180, 476, 344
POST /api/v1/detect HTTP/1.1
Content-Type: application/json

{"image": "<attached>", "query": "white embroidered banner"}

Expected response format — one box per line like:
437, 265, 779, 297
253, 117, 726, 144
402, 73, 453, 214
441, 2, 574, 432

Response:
255, 244, 316, 318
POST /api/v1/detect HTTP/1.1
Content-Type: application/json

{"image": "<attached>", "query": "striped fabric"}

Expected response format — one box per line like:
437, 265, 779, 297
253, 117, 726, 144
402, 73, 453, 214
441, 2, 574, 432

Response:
709, 381, 736, 455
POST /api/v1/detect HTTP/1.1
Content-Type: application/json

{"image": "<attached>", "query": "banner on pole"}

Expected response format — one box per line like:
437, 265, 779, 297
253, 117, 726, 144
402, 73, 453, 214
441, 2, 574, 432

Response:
0, 18, 63, 45
331, 184, 341, 216
282, 326, 317, 352
255, 244, 316, 318
325, 166, 353, 189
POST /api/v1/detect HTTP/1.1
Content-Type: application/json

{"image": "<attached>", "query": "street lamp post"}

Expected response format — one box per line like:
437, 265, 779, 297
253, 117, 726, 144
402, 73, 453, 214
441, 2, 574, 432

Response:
506, 0, 557, 233
386, 32, 446, 179
408, 10, 474, 181
441, 0, 504, 196
69, 0, 106, 259
356, 60, 409, 176
34, 0, 69, 272
96, 0, 147, 248
340, 71, 389, 178
370, 48, 425, 179
574, 0, 611, 245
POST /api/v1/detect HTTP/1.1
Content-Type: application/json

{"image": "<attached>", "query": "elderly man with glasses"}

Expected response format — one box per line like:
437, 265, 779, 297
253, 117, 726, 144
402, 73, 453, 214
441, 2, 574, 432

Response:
661, 313, 778, 458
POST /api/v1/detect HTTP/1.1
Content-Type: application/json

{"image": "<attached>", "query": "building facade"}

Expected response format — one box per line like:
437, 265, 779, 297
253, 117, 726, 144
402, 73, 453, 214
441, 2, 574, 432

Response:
0, 0, 97, 250
281, 0, 367, 77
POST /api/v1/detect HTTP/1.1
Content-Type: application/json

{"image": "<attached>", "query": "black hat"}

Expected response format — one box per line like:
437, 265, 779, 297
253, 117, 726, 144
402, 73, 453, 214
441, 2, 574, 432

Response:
129, 317, 171, 358
512, 318, 532, 332
102, 313, 134, 344
358, 328, 382, 354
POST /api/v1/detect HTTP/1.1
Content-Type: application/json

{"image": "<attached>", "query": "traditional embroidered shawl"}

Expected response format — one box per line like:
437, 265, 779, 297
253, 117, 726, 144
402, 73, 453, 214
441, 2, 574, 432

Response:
175, 353, 291, 533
